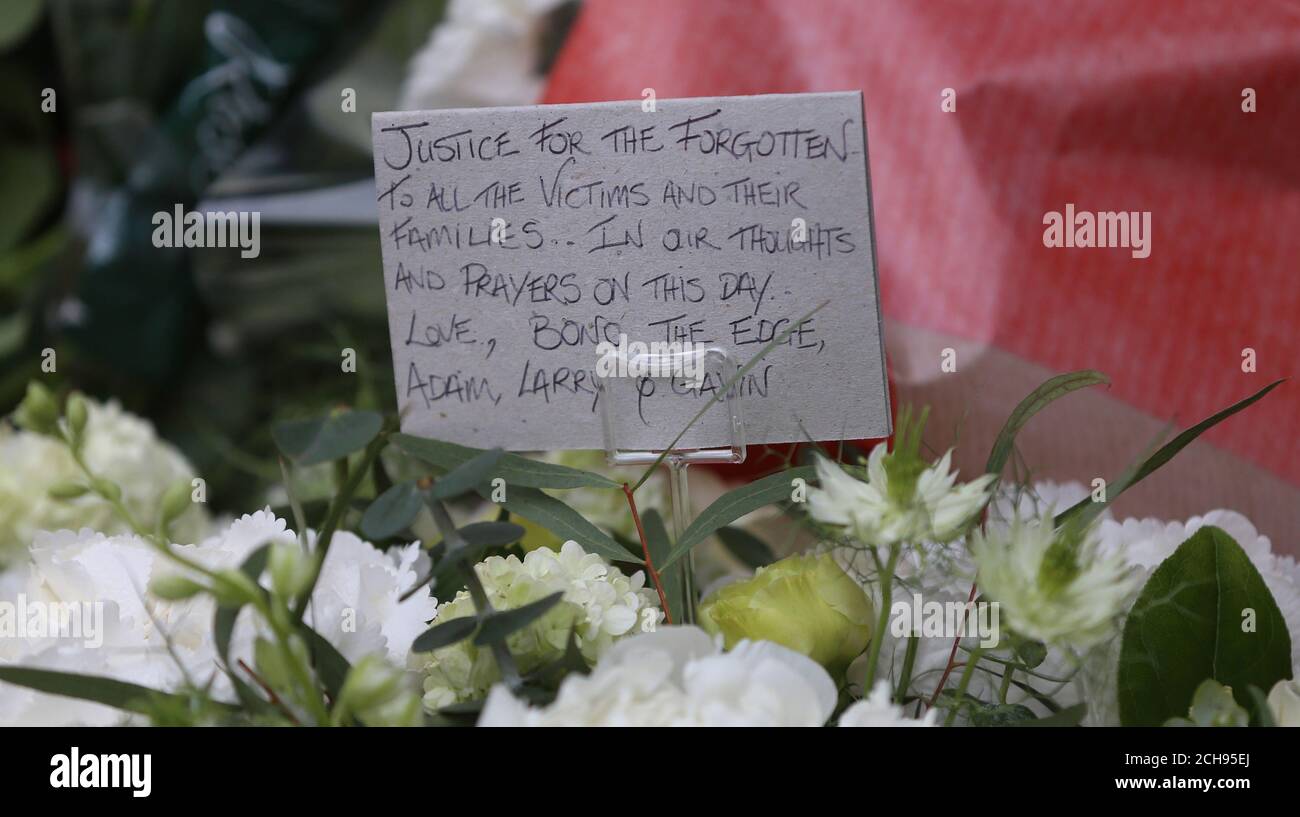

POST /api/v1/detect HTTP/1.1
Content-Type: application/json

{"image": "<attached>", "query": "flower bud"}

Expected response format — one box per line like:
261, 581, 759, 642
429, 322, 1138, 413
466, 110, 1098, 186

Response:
699, 552, 873, 676
47, 481, 90, 500
14, 381, 59, 435
66, 393, 88, 437
149, 573, 207, 601
158, 479, 194, 528
91, 478, 121, 503
339, 654, 423, 726
211, 569, 261, 607
253, 637, 293, 691
268, 542, 315, 600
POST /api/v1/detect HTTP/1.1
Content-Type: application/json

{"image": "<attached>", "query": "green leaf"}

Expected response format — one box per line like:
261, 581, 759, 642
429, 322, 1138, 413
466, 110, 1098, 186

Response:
642, 509, 683, 622
481, 484, 633, 564
660, 466, 814, 570
272, 410, 383, 467
1011, 703, 1087, 727
360, 482, 423, 540
458, 521, 526, 548
302, 626, 352, 701
716, 526, 776, 569
474, 592, 566, 646
430, 447, 503, 500
0, 666, 234, 716
392, 434, 619, 490
214, 545, 271, 654
1117, 526, 1293, 726
412, 616, 479, 653
986, 370, 1109, 476
1057, 380, 1283, 528
968, 702, 1037, 726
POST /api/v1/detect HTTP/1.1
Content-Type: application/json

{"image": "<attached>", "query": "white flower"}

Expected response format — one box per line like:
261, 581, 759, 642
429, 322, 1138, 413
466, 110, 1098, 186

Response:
410, 540, 660, 709
399, 0, 568, 111
1267, 679, 1300, 727
478, 625, 837, 726
810, 448, 994, 547
0, 398, 210, 565
839, 680, 937, 726
0, 512, 435, 725
971, 512, 1139, 650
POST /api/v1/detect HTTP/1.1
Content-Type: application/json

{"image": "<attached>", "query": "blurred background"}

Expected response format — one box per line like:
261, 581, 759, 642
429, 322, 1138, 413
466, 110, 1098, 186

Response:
2, 0, 1297, 548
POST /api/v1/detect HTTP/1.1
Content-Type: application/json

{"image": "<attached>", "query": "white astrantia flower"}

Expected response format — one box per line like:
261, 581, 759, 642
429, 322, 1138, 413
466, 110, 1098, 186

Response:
410, 540, 661, 709
839, 680, 938, 727
971, 512, 1139, 650
0, 398, 210, 566
0, 511, 435, 726
478, 625, 837, 727
808, 412, 994, 547
399, 0, 568, 111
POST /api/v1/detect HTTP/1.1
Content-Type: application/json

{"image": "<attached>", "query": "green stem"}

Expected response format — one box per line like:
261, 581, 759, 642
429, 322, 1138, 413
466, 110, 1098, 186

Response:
291, 430, 389, 622
944, 646, 984, 726
895, 634, 918, 702
861, 543, 900, 691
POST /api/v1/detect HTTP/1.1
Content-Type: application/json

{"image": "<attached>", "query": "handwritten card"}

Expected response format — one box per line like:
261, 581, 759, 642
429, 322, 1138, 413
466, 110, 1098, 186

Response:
371, 91, 890, 452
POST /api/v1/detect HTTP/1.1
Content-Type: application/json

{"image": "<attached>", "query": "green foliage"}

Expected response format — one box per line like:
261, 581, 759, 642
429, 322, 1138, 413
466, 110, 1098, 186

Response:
392, 434, 619, 489
716, 526, 776, 569
1056, 380, 1284, 528
985, 370, 1109, 477
660, 466, 815, 570
1118, 526, 1292, 726
272, 409, 384, 467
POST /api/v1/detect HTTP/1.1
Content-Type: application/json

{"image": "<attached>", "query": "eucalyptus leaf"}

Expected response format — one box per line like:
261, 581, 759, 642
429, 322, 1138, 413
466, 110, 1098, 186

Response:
0, 666, 234, 716
1117, 526, 1292, 726
272, 410, 383, 467
986, 370, 1109, 476
392, 434, 620, 489
430, 447, 503, 500
474, 592, 565, 646
716, 525, 776, 569
660, 466, 815, 570
458, 521, 526, 548
412, 616, 479, 653
480, 484, 633, 564
360, 481, 423, 540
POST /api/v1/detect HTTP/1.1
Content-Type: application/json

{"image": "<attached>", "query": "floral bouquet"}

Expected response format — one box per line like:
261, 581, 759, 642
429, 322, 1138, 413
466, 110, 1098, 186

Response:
0, 368, 1295, 728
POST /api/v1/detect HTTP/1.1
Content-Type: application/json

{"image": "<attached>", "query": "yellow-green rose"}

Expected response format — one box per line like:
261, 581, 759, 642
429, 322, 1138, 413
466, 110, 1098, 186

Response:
699, 553, 873, 675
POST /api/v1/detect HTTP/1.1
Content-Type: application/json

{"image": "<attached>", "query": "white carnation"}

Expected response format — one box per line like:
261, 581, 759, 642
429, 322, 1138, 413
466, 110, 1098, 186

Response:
0, 511, 436, 725
399, 0, 568, 111
0, 399, 210, 565
478, 625, 837, 727
410, 540, 661, 709
839, 680, 937, 726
